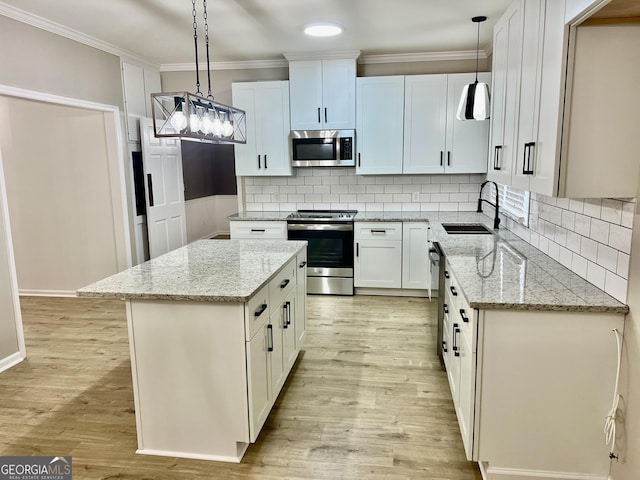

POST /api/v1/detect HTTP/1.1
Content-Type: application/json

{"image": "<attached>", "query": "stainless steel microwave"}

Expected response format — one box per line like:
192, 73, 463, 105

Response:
290, 130, 356, 167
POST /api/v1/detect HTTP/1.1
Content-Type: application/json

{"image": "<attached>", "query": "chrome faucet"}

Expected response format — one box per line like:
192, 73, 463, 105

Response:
477, 180, 501, 230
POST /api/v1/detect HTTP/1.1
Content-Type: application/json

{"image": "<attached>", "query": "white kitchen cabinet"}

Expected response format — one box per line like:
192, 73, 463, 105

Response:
355, 76, 405, 175
403, 73, 490, 174
490, 0, 640, 198
122, 61, 162, 142
295, 251, 307, 349
230, 221, 287, 240
288, 58, 356, 130
232, 81, 291, 176
354, 222, 402, 289
486, 1, 523, 186
442, 257, 625, 478
401, 222, 430, 290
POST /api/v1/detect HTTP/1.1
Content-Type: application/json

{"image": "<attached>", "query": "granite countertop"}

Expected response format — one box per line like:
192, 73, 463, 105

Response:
77, 239, 307, 303
353, 211, 430, 222
429, 217, 628, 314
228, 211, 290, 221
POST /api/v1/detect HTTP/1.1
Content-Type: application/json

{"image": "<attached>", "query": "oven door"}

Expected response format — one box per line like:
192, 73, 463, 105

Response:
287, 223, 354, 295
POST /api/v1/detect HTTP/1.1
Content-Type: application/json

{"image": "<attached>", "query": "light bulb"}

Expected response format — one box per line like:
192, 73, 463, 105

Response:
222, 119, 234, 137
170, 111, 187, 131
201, 111, 214, 135
212, 116, 224, 137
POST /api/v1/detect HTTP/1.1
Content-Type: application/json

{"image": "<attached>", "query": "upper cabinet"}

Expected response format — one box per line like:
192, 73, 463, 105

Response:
232, 81, 292, 176
403, 73, 490, 175
488, 0, 640, 198
287, 58, 357, 130
122, 61, 162, 142
355, 76, 405, 175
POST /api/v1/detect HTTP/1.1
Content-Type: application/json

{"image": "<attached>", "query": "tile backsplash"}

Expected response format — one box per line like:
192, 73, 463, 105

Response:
498, 194, 635, 303
243, 168, 484, 212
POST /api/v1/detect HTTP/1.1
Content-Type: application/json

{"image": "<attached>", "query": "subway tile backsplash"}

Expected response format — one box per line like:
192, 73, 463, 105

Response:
500, 194, 636, 303
243, 168, 485, 212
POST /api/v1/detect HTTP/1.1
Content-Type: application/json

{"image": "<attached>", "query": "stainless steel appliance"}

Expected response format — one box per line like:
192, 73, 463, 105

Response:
430, 241, 446, 369
290, 130, 355, 167
286, 210, 356, 295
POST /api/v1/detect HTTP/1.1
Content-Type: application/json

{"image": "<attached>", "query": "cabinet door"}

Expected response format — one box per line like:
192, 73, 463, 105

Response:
445, 73, 490, 174
270, 310, 287, 399
487, 3, 523, 185
289, 60, 324, 130
282, 293, 297, 370
232, 83, 261, 176
457, 324, 476, 461
402, 223, 430, 289
143, 69, 162, 118
246, 322, 271, 442
258, 82, 292, 176
355, 240, 402, 288
295, 251, 307, 348
322, 59, 356, 129
356, 76, 404, 175
122, 62, 147, 142
512, 0, 544, 192
403, 75, 448, 174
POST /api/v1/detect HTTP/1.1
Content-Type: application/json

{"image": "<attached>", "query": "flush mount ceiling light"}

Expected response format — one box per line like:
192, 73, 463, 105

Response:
304, 23, 343, 37
151, 0, 246, 144
456, 16, 490, 121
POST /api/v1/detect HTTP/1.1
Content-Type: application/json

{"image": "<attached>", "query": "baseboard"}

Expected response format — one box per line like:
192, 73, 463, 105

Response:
19, 289, 76, 297
479, 462, 608, 480
355, 287, 430, 298
136, 443, 248, 463
0, 351, 25, 374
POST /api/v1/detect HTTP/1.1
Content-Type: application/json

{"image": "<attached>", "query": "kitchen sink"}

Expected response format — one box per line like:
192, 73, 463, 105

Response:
441, 223, 493, 235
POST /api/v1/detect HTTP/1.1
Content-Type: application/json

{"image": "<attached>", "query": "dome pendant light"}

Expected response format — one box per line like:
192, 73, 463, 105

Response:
456, 16, 490, 121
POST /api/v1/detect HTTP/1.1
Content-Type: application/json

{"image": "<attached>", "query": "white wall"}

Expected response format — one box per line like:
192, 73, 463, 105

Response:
0, 97, 126, 294
185, 195, 238, 242
0, 148, 23, 371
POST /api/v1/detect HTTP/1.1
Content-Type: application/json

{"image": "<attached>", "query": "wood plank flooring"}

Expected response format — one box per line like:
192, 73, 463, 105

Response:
0, 295, 481, 480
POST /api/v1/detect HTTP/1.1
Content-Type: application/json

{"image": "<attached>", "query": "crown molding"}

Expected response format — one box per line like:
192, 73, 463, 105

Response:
359, 49, 490, 65
0, 2, 159, 70
161, 59, 289, 72
283, 50, 361, 61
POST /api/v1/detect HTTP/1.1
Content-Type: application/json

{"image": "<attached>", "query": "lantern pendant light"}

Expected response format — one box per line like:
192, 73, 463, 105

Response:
456, 16, 490, 121
150, 0, 246, 144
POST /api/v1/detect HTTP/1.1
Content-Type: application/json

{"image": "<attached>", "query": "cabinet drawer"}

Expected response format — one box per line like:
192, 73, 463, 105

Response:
230, 221, 287, 239
445, 262, 477, 352
355, 222, 402, 241
269, 258, 296, 314
245, 284, 270, 341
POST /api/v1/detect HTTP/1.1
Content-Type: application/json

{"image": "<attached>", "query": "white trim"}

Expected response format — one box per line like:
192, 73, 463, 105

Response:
161, 59, 288, 72
19, 290, 77, 298
283, 50, 362, 61
0, 84, 118, 112
0, 2, 159, 70
355, 287, 429, 298
359, 49, 490, 65
480, 462, 608, 480
135, 445, 249, 464
0, 351, 25, 374
0, 148, 25, 360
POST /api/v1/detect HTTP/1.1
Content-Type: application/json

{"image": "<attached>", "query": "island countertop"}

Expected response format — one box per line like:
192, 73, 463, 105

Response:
77, 239, 307, 303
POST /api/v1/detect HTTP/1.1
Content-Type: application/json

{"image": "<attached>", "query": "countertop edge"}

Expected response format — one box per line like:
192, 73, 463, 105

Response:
469, 301, 629, 314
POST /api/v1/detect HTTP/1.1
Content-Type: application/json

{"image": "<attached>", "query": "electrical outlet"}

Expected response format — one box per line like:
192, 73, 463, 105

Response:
412, 192, 420, 202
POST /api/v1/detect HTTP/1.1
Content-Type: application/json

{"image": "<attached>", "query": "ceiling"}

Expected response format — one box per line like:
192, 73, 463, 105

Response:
0, 0, 511, 67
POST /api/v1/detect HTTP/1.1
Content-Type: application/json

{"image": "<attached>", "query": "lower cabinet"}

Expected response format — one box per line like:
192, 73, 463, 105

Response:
355, 221, 431, 291
354, 222, 402, 288
295, 250, 307, 348
443, 259, 625, 479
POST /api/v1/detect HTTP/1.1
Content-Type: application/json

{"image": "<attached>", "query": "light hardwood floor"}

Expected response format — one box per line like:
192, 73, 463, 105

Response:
0, 295, 482, 480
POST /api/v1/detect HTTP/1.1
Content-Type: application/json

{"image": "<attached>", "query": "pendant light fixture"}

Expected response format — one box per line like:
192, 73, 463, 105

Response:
150, 0, 246, 144
456, 16, 490, 121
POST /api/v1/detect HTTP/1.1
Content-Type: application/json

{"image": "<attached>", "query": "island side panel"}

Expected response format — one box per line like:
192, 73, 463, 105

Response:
475, 309, 623, 478
127, 300, 250, 462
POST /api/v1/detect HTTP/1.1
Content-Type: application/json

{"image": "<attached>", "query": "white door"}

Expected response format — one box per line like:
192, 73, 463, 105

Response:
141, 118, 187, 259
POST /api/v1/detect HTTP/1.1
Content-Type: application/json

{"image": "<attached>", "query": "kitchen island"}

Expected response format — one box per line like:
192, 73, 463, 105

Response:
77, 239, 308, 463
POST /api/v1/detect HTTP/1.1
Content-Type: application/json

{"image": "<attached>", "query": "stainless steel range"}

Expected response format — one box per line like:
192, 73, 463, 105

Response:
286, 210, 356, 295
